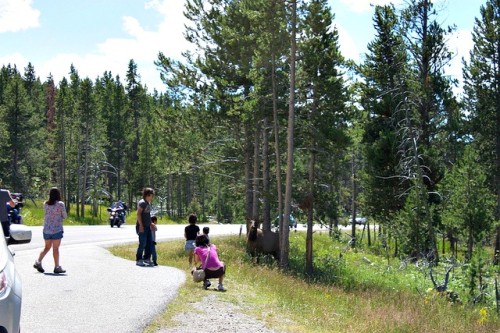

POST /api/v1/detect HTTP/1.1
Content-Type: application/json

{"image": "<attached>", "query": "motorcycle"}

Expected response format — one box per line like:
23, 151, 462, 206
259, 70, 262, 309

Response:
107, 202, 126, 228
8, 193, 24, 225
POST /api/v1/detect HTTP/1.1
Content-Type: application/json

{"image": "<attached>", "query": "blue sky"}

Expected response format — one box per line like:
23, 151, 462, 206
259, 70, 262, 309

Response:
0, 0, 485, 92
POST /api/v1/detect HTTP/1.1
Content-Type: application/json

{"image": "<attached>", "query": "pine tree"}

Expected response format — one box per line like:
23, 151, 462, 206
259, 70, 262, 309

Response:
441, 146, 495, 260
4, 71, 34, 191
360, 5, 408, 229
297, 0, 346, 274
55, 77, 71, 208
392, 0, 457, 261
463, 0, 500, 219
281, 0, 297, 269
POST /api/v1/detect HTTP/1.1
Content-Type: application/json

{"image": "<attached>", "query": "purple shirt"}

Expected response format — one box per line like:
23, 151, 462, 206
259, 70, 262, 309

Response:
43, 201, 67, 234
194, 244, 224, 270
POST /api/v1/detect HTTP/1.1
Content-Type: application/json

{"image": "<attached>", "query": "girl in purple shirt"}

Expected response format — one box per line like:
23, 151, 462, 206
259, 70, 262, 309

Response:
194, 234, 226, 291
33, 188, 67, 274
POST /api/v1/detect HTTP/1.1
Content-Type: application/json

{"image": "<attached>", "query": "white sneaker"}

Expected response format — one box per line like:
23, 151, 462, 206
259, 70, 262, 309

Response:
136, 260, 145, 266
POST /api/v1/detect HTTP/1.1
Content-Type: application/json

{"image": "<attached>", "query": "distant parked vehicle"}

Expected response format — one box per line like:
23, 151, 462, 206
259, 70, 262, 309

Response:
274, 214, 297, 230
349, 217, 367, 225
1, 223, 32, 333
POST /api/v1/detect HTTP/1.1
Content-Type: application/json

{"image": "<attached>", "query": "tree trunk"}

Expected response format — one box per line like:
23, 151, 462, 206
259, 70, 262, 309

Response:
495, 30, 500, 222
494, 226, 500, 265
61, 108, 67, 209
420, 0, 431, 147
80, 134, 89, 219
367, 220, 371, 246
252, 120, 261, 222
280, 0, 297, 269
408, 108, 438, 262
76, 137, 82, 219
467, 226, 473, 261
244, 121, 254, 228
177, 174, 182, 218
201, 172, 206, 221
306, 150, 315, 276
217, 177, 222, 222
351, 152, 357, 248
262, 117, 271, 231
271, 34, 283, 230
167, 173, 172, 217
66, 126, 73, 213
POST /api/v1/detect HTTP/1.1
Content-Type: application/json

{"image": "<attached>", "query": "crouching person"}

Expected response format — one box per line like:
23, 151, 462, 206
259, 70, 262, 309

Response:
194, 234, 226, 291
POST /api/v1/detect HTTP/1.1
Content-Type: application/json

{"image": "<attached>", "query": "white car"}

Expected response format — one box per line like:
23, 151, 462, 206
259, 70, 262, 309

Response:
1, 224, 32, 333
349, 217, 367, 225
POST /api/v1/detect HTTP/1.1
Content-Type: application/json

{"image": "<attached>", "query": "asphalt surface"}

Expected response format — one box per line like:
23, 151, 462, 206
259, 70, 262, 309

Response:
12, 223, 243, 333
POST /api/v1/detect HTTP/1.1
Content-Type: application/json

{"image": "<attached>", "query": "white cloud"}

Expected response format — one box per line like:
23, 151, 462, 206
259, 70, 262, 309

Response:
336, 24, 361, 62
36, 0, 191, 91
0, 52, 29, 70
0, 0, 40, 33
446, 29, 473, 95
338, 0, 405, 13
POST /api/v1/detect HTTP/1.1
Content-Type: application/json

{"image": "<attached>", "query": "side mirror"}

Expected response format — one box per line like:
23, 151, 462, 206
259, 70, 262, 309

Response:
7, 224, 32, 245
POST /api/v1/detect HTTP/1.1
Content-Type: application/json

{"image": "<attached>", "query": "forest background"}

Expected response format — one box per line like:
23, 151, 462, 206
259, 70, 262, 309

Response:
0, 0, 499, 290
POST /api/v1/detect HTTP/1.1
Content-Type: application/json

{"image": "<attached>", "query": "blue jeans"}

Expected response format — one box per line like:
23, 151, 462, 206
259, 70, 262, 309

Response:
151, 241, 157, 263
136, 228, 152, 261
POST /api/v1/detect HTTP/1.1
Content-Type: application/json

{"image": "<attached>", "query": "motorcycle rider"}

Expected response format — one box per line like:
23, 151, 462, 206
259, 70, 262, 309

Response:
0, 188, 16, 237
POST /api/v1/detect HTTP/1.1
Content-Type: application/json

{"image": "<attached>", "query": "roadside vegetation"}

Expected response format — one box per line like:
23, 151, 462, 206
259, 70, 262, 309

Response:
111, 233, 500, 333
20, 201, 181, 226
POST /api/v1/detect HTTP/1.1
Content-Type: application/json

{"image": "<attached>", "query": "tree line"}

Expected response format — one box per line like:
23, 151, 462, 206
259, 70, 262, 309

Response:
0, 0, 498, 271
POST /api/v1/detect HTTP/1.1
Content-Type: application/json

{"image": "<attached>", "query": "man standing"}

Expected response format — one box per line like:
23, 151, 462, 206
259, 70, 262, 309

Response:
0, 189, 16, 237
136, 187, 154, 266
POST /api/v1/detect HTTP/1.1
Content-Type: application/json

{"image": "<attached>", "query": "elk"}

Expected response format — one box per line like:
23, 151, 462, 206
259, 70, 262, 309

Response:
246, 220, 280, 262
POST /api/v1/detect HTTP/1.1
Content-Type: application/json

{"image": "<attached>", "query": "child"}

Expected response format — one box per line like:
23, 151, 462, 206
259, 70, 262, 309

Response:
203, 226, 210, 242
184, 214, 200, 267
151, 215, 158, 266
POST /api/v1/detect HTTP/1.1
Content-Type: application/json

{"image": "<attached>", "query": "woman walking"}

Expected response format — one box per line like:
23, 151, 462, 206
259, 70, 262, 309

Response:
34, 187, 67, 274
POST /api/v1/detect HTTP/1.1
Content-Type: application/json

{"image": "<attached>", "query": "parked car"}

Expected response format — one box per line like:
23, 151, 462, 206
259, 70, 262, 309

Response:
349, 217, 367, 225
274, 214, 297, 229
1, 224, 32, 333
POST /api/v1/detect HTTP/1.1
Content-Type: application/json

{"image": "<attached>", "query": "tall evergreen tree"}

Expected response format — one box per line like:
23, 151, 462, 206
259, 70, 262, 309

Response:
396, 0, 457, 260
441, 146, 495, 260
297, 0, 346, 274
463, 0, 500, 219
281, 0, 297, 268
4, 71, 34, 191
359, 5, 407, 232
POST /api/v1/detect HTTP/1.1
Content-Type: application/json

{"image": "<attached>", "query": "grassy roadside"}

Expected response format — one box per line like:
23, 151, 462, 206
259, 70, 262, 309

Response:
110, 233, 500, 333
20, 200, 182, 226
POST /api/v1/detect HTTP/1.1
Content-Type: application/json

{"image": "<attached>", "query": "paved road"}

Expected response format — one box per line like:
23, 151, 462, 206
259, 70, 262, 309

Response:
13, 223, 243, 333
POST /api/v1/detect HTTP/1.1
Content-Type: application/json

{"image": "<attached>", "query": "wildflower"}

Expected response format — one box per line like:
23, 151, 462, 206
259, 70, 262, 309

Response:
477, 307, 488, 325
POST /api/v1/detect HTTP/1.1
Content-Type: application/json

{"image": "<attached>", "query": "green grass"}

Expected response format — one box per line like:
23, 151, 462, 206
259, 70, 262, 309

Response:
110, 233, 500, 333
20, 200, 182, 226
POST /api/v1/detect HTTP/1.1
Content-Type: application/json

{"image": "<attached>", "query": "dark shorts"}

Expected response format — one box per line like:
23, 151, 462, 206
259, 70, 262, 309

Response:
43, 231, 64, 240
185, 240, 196, 252
204, 265, 226, 279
